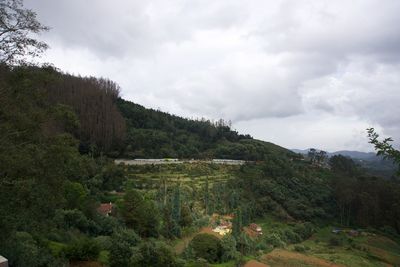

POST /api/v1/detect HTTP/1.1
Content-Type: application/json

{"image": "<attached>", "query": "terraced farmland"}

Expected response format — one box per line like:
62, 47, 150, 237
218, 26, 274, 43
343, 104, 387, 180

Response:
121, 162, 241, 190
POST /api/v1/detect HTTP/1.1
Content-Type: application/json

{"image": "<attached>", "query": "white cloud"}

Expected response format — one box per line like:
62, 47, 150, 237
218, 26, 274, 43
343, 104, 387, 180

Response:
26, 0, 400, 151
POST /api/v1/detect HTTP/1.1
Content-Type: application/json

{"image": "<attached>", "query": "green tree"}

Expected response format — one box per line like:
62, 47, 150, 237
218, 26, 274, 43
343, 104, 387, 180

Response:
64, 238, 100, 261
131, 239, 181, 267
189, 233, 222, 263
64, 181, 88, 210
0, 0, 49, 64
121, 189, 160, 237
108, 228, 140, 267
172, 185, 182, 237
220, 235, 238, 262
232, 208, 242, 238
368, 128, 400, 175
204, 176, 210, 215
180, 204, 193, 227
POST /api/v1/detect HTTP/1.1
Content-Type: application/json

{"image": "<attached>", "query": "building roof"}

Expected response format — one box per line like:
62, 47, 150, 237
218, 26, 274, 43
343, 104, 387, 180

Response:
250, 223, 262, 231
0, 255, 8, 263
97, 202, 113, 215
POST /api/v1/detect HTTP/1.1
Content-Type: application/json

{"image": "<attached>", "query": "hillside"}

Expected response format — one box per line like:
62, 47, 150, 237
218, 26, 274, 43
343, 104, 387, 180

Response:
2, 1, 400, 266
118, 98, 294, 160
1, 65, 400, 267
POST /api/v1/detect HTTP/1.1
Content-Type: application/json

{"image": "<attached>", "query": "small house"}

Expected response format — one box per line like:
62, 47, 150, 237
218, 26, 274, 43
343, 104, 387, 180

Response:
249, 223, 262, 234
97, 202, 113, 216
0, 255, 8, 267
212, 219, 233, 236
212, 226, 232, 236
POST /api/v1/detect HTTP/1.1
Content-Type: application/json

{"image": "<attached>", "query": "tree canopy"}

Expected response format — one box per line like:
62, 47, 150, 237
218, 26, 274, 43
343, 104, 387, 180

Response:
0, 0, 49, 64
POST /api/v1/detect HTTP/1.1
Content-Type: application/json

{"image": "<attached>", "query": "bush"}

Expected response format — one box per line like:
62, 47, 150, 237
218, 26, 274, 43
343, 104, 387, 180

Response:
264, 233, 286, 248
220, 235, 238, 261
293, 245, 308, 252
4, 232, 56, 267
109, 240, 132, 267
328, 236, 342, 247
283, 229, 302, 243
131, 240, 182, 267
64, 238, 100, 261
189, 234, 222, 263
94, 236, 112, 250
293, 222, 314, 240
54, 209, 89, 232
380, 225, 399, 238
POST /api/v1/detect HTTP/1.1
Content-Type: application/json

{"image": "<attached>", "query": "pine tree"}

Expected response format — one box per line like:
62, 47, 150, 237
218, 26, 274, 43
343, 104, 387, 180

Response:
172, 185, 181, 237
232, 208, 242, 238
204, 176, 209, 215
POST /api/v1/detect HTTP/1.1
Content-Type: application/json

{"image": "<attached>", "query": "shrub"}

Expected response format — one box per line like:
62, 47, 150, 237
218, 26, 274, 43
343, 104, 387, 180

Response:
131, 240, 182, 267
64, 238, 100, 261
328, 236, 342, 247
293, 222, 314, 240
283, 229, 302, 243
264, 233, 286, 248
220, 235, 238, 261
294, 245, 307, 252
189, 234, 222, 263
94, 236, 112, 250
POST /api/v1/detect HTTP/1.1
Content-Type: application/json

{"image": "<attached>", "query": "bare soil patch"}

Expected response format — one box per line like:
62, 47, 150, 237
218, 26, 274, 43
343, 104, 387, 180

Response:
244, 259, 270, 267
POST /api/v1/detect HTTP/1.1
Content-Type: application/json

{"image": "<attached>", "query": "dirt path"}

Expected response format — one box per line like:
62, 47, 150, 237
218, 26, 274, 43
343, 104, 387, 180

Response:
244, 259, 270, 267
261, 249, 345, 267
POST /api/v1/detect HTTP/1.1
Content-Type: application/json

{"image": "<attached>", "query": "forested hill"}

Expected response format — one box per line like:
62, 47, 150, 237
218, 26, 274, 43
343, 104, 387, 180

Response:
2, 64, 400, 267
0, 64, 293, 161
117, 98, 293, 160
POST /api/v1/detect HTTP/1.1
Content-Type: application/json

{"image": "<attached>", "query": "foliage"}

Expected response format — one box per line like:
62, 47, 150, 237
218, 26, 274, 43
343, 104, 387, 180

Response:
131, 239, 182, 267
64, 238, 100, 261
3, 231, 56, 267
0, 0, 49, 64
120, 189, 160, 237
232, 161, 335, 221
264, 233, 286, 248
367, 128, 400, 176
108, 228, 140, 267
118, 98, 291, 160
189, 233, 222, 263
220, 235, 238, 261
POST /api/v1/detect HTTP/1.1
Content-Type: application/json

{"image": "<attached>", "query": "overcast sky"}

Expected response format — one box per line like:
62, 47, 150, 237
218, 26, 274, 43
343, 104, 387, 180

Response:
25, 0, 400, 152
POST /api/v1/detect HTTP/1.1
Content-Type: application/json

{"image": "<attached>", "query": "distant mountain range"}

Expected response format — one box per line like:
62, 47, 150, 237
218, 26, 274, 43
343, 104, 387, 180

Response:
291, 148, 376, 160
291, 148, 397, 178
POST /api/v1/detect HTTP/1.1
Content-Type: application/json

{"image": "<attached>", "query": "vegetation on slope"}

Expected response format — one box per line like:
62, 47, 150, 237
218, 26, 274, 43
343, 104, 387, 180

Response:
1, 2, 400, 265
118, 98, 293, 160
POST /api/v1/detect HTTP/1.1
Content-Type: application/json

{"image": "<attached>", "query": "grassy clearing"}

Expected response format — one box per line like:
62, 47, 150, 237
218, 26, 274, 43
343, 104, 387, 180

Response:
247, 217, 400, 267
261, 249, 344, 267
286, 227, 400, 267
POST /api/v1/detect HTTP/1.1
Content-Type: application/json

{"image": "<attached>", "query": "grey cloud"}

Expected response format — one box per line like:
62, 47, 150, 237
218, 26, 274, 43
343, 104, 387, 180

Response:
24, 0, 400, 150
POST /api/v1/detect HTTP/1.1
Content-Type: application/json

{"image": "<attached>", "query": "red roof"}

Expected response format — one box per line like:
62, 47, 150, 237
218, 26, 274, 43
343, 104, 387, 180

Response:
250, 223, 261, 231
97, 203, 113, 215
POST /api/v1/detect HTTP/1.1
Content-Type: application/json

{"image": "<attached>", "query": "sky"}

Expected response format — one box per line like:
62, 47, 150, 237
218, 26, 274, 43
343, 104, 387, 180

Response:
25, 0, 400, 152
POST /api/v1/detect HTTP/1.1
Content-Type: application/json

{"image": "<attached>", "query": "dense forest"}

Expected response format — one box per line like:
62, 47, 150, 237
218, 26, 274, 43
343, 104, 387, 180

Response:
1, 1, 400, 266
118, 98, 292, 160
